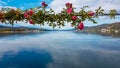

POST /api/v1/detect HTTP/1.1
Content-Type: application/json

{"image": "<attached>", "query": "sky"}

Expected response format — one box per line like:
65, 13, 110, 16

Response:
0, 0, 120, 29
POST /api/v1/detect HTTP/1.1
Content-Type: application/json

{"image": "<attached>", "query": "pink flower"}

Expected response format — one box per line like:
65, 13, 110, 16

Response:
78, 22, 84, 30
88, 11, 95, 16
24, 12, 30, 19
65, 2, 70, 7
65, 2, 72, 8
42, 2, 48, 7
24, 12, 27, 17
29, 19, 34, 24
67, 8, 72, 14
42, 2, 45, 6
72, 16, 77, 21
28, 10, 34, 16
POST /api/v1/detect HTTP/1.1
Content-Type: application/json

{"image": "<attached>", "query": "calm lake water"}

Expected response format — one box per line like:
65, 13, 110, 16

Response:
0, 31, 120, 68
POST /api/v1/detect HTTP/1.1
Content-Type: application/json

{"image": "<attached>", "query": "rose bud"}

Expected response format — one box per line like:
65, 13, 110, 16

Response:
67, 8, 72, 14
29, 19, 34, 24
42, 2, 48, 7
72, 16, 77, 21
28, 10, 34, 16
88, 11, 95, 16
78, 22, 84, 30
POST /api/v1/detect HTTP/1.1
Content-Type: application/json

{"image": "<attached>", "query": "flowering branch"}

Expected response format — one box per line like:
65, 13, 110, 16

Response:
0, 2, 118, 30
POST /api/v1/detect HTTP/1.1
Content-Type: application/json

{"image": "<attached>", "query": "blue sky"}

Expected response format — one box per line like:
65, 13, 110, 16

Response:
0, 0, 120, 29
0, 0, 53, 9
1, 0, 120, 11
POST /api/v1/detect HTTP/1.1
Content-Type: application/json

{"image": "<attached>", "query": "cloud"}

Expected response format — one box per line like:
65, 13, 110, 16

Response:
91, 0, 120, 10
0, 0, 8, 6
49, 0, 120, 27
0, 0, 17, 9
49, 0, 120, 13
0, 6, 17, 9
0, 0, 120, 28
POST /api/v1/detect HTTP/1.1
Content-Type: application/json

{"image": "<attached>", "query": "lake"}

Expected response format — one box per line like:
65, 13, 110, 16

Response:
0, 31, 120, 68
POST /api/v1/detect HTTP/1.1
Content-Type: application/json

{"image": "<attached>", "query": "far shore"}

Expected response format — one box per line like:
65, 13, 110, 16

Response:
0, 30, 43, 34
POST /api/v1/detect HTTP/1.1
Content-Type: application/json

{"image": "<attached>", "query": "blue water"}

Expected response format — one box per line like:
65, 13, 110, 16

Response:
0, 31, 120, 68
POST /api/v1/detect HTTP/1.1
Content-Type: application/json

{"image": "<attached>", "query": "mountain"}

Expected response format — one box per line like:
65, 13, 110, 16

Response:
83, 22, 120, 32
0, 25, 75, 33
79, 22, 120, 37
0, 25, 44, 33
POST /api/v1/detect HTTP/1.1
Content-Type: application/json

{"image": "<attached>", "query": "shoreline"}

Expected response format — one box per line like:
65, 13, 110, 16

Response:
0, 30, 43, 34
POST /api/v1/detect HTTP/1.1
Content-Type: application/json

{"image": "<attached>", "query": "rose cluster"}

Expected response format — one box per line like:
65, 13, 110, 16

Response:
65, 2, 95, 30
24, 10, 34, 24
23, 2, 95, 30
0, 1, 116, 30
24, 2, 48, 24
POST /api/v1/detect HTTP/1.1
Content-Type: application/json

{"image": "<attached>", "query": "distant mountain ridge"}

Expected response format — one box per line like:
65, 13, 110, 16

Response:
83, 22, 120, 33
0, 25, 43, 33
0, 22, 120, 33
0, 25, 75, 33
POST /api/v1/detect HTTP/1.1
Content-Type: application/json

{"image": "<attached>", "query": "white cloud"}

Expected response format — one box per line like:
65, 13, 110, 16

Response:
49, 0, 120, 13
0, 0, 16, 9
92, 0, 120, 10
0, 6, 17, 9
0, 0, 7, 5
49, 0, 120, 27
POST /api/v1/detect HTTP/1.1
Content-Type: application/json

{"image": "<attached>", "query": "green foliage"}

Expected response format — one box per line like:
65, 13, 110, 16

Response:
0, 5, 118, 28
109, 9, 117, 19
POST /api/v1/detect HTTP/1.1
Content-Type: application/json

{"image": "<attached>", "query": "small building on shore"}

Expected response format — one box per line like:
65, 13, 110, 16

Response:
101, 28, 107, 32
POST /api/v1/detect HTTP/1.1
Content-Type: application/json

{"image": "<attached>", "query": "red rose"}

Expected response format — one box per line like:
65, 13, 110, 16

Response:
72, 16, 77, 21
88, 11, 95, 16
67, 8, 72, 14
69, 3, 72, 8
24, 12, 30, 19
29, 19, 34, 24
78, 22, 84, 30
65, 3, 72, 8
42, 2, 48, 7
28, 10, 34, 16
65, 3, 70, 7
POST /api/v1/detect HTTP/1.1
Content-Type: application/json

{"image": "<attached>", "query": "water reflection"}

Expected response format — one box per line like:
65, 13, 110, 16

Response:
0, 49, 52, 68
81, 31, 120, 38
0, 31, 120, 68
